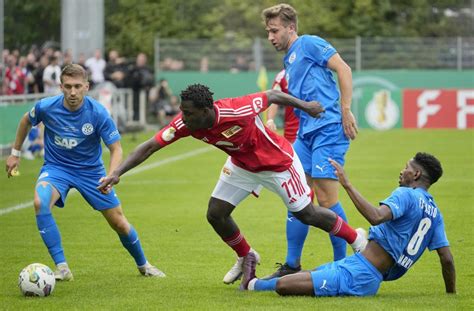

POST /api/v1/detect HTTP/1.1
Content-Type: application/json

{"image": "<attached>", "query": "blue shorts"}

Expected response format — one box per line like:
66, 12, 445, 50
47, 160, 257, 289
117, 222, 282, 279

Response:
293, 123, 349, 179
37, 165, 120, 210
311, 253, 382, 297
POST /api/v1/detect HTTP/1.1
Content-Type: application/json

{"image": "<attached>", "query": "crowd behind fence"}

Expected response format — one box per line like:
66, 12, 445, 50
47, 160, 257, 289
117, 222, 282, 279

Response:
155, 36, 474, 72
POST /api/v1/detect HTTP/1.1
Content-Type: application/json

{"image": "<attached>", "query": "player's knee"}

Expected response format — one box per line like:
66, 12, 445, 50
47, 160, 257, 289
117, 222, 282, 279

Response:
34, 182, 53, 215
275, 279, 291, 296
293, 204, 315, 225
206, 198, 230, 224
113, 219, 129, 234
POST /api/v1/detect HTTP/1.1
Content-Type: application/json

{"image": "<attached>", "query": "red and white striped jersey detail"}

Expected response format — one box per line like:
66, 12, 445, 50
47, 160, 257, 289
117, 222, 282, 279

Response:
219, 105, 254, 117
154, 92, 294, 173
175, 118, 185, 130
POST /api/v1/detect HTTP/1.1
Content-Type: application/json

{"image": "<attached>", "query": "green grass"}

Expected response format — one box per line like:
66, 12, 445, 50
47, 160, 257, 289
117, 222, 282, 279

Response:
1, 129, 473, 310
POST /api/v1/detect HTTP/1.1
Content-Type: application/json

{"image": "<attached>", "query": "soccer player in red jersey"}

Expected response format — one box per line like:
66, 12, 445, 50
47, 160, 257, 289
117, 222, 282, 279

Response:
266, 69, 299, 143
98, 84, 367, 289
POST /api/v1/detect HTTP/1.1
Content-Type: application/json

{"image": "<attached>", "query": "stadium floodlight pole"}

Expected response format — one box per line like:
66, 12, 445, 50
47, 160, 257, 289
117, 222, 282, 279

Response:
0, 0, 4, 81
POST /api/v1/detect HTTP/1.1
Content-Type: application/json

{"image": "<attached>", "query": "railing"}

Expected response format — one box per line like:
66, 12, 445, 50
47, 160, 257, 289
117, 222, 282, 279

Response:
155, 36, 474, 72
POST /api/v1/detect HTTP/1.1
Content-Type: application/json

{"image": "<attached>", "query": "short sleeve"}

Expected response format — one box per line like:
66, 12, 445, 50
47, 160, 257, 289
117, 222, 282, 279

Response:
428, 214, 450, 250
229, 92, 269, 115
99, 114, 121, 146
379, 188, 411, 220
154, 113, 190, 147
28, 101, 42, 126
303, 36, 337, 67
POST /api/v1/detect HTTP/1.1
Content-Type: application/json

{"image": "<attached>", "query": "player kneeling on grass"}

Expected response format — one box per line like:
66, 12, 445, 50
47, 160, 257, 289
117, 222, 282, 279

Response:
5, 64, 164, 280
244, 153, 456, 296
97, 83, 368, 288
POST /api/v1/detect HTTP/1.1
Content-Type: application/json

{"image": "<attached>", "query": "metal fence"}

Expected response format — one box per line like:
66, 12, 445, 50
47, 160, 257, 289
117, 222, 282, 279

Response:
155, 36, 474, 72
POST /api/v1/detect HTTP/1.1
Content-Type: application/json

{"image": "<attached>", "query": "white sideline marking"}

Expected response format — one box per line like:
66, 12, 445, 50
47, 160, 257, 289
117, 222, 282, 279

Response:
0, 146, 214, 216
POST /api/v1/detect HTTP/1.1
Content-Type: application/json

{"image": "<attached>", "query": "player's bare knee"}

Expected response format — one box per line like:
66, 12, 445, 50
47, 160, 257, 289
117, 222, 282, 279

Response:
275, 279, 291, 296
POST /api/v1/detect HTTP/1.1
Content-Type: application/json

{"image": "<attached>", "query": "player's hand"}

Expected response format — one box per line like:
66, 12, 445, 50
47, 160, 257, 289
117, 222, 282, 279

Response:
304, 101, 325, 118
341, 109, 358, 140
5, 155, 20, 178
329, 158, 351, 188
97, 174, 120, 194
266, 119, 277, 131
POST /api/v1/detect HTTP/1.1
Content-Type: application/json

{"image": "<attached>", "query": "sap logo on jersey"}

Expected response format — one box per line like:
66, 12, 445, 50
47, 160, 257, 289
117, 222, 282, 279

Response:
54, 135, 81, 149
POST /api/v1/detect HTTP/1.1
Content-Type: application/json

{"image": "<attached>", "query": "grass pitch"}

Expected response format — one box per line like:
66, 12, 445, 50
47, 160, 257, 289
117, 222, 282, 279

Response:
1, 129, 472, 310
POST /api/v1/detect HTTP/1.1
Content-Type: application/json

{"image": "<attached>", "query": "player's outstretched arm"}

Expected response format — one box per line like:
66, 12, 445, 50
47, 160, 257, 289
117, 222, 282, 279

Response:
327, 53, 358, 140
265, 89, 324, 118
329, 158, 392, 225
5, 112, 32, 178
436, 246, 456, 294
97, 137, 162, 193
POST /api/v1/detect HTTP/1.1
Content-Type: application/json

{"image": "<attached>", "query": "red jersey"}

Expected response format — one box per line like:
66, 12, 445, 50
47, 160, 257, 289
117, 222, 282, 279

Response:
272, 70, 299, 143
155, 92, 294, 172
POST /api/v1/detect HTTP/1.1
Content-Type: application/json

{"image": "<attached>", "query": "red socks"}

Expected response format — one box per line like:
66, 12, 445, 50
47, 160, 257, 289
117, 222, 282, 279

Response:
330, 216, 357, 244
223, 230, 251, 257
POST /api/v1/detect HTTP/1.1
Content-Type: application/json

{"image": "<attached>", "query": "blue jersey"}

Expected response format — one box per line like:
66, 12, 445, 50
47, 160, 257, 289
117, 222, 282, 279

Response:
29, 94, 121, 170
369, 187, 449, 281
283, 35, 340, 135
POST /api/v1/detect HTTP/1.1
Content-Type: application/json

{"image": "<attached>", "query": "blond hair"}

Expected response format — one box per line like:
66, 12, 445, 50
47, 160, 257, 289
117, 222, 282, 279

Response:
262, 3, 298, 31
60, 64, 88, 83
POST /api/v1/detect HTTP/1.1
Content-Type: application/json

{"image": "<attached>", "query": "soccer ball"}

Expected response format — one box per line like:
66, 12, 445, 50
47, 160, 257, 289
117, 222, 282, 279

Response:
18, 263, 56, 297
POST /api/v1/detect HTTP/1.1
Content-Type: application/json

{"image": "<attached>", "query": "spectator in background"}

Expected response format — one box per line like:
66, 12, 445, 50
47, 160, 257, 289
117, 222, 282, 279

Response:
85, 49, 106, 88
230, 55, 249, 73
128, 52, 154, 121
77, 53, 87, 70
104, 49, 128, 88
25, 53, 38, 94
34, 55, 49, 94
3, 54, 26, 95
148, 78, 175, 127
43, 55, 61, 95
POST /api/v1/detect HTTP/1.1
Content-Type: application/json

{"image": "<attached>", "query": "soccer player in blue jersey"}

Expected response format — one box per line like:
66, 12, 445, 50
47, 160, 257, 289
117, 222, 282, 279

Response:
242, 152, 456, 296
256, 3, 359, 279
5, 64, 164, 280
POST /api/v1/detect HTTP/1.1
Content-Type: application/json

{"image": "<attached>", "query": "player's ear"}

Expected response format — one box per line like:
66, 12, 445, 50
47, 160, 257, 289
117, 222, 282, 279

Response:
414, 169, 421, 181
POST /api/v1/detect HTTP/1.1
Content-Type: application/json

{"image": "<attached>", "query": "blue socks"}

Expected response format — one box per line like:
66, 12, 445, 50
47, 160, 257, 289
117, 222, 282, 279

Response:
255, 278, 279, 291
118, 225, 147, 266
36, 214, 65, 265
284, 202, 348, 267
329, 202, 347, 260
285, 211, 309, 268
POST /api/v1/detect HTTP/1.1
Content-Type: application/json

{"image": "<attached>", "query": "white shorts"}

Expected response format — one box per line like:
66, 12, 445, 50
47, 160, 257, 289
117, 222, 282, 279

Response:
211, 156, 311, 213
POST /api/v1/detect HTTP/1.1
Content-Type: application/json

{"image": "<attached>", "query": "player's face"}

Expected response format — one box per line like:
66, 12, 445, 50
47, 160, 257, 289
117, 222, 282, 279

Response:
180, 100, 211, 131
399, 159, 417, 187
265, 17, 294, 52
61, 75, 89, 111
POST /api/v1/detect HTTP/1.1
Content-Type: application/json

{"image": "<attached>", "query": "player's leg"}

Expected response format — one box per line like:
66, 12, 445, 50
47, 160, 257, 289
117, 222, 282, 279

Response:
34, 168, 73, 281
100, 206, 165, 277
210, 158, 261, 284
277, 138, 311, 274
264, 154, 367, 252
313, 178, 348, 260
311, 123, 351, 260
76, 169, 164, 277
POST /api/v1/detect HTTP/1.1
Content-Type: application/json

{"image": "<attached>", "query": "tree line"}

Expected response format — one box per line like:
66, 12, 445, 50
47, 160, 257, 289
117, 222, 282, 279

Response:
5, 0, 472, 58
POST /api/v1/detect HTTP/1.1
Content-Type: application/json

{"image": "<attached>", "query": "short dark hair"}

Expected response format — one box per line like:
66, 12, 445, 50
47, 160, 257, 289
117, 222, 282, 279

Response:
180, 84, 214, 109
262, 3, 298, 31
413, 152, 443, 185
60, 64, 88, 83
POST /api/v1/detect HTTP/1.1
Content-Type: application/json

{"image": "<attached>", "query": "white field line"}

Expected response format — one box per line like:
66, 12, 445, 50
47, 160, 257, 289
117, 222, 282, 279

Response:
0, 146, 214, 216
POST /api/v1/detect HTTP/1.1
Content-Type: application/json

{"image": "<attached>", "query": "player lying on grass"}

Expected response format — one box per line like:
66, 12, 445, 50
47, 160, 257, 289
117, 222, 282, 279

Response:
6, 64, 164, 280
242, 152, 456, 296
97, 83, 368, 289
